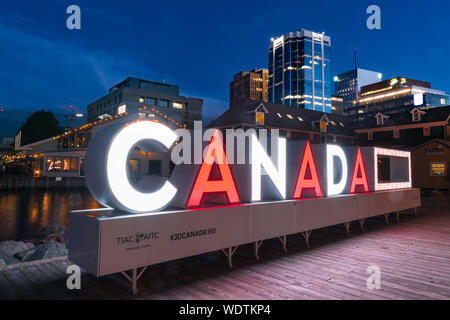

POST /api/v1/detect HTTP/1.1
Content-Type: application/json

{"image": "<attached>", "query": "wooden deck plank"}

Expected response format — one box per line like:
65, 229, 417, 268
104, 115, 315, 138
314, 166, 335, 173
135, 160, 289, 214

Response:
0, 196, 448, 299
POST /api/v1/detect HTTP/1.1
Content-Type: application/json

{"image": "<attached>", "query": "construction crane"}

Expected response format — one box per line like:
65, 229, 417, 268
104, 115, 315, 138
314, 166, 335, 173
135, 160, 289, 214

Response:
0, 105, 85, 129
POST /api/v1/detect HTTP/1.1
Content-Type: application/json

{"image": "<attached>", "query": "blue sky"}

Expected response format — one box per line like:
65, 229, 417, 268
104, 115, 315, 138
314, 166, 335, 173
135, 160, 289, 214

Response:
0, 0, 449, 136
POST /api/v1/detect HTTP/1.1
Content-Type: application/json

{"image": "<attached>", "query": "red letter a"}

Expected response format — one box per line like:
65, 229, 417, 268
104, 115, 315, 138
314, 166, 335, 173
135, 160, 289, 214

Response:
350, 147, 369, 193
187, 130, 240, 207
293, 141, 323, 199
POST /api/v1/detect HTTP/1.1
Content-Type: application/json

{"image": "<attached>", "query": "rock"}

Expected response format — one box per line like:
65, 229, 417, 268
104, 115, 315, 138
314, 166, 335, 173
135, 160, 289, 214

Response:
19, 240, 68, 262
0, 259, 6, 267
32, 225, 68, 244
0, 241, 30, 257
0, 250, 19, 265
24, 242, 35, 250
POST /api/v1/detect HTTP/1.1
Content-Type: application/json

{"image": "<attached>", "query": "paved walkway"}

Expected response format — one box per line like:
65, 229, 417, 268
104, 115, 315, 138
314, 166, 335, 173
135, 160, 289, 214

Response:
0, 195, 449, 300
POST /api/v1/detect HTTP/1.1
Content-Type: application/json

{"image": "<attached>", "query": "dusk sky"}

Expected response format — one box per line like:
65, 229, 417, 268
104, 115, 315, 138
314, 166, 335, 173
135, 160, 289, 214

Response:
0, 0, 449, 137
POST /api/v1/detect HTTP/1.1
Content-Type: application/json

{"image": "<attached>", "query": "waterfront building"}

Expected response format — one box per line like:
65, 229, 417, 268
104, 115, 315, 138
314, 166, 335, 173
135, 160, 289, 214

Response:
355, 105, 450, 149
230, 69, 269, 108
17, 106, 183, 180
333, 68, 382, 110
268, 29, 332, 112
410, 139, 449, 190
87, 77, 203, 129
208, 99, 356, 145
345, 76, 450, 121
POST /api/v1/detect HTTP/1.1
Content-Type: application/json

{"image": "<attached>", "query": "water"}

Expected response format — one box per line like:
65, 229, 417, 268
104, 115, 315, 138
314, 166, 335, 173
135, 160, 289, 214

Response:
0, 189, 103, 241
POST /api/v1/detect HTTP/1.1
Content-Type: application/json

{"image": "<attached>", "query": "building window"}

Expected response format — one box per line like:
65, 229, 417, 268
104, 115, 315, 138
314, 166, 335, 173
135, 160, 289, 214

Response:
368, 132, 373, 141
128, 159, 140, 176
46, 157, 62, 171
255, 112, 264, 125
148, 160, 162, 176
79, 158, 85, 177
423, 127, 430, 136
159, 100, 169, 107
146, 98, 156, 106
173, 102, 184, 110
62, 157, 78, 172
393, 129, 400, 139
118, 104, 127, 115
139, 97, 145, 104
430, 162, 447, 176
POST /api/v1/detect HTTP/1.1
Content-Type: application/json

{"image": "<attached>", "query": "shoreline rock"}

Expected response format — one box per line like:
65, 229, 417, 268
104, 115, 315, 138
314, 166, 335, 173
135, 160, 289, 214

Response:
0, 225, 68, 266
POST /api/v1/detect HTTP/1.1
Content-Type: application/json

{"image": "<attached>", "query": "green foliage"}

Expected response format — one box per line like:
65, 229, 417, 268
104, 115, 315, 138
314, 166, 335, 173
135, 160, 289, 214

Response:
19, 110, 64, 146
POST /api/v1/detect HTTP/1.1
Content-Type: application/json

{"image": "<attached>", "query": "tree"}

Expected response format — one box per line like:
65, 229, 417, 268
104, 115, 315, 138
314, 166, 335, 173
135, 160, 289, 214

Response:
19, 110, 64, 146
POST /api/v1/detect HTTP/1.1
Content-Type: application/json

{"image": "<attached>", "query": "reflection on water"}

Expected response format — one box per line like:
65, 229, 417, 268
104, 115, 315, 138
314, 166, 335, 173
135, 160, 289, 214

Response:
0, 189, 103, 241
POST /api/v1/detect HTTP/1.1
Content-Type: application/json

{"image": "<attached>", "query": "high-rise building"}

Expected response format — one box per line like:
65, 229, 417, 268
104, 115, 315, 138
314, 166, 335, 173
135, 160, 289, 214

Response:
268, 29, 332, 113
230, 69, 268, 108
345, 76, 450, 121
334, 68, 382, 110
87, 77, 202, 129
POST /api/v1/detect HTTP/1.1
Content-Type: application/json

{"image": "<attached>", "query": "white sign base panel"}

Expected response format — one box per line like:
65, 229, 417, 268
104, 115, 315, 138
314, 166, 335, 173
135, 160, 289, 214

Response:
69, 188, 420, 278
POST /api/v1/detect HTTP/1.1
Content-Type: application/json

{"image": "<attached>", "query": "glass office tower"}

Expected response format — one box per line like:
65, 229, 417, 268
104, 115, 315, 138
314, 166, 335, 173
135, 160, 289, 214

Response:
268, 29, 332, 113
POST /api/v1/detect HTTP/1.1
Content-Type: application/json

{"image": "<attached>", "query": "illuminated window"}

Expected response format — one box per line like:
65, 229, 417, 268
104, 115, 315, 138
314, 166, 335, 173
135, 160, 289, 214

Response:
127, 159, 140, 176
393, 129, 400, 139
297, 117, 304, 121
118, 104, 126, 115
440, 98, 445, 105
277, 113, 282, 118
423, 127, 430, 136
286, 114, 294, 119
139, 97, 145, 104
255, 112, 264, 125
430, 162, 446, 176
46, 157, 62, 172
173, 102, 184, 110
368, 132, 373, 141
63, 157, 78, 172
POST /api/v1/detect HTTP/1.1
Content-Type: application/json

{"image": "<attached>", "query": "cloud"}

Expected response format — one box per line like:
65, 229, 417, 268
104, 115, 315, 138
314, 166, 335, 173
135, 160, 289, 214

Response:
0, 23, 162, 135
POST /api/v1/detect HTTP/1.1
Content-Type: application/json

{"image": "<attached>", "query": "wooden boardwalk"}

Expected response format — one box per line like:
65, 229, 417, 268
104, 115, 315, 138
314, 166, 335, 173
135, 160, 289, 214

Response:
0, 195, 449, 300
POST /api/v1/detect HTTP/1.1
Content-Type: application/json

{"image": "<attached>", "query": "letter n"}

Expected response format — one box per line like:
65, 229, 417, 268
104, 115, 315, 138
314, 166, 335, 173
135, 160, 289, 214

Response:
350, 147, 369, 193
186, 130, 240, 207
293, 141, 323, 199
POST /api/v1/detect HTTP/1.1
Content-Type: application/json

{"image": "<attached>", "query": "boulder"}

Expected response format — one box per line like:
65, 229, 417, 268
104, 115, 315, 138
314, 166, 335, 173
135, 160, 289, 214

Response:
18, 240, 68, 262
0, 259, 6, 267
0, 241, 30, 257
32, 225, 68, 244
0, 250, 19, 265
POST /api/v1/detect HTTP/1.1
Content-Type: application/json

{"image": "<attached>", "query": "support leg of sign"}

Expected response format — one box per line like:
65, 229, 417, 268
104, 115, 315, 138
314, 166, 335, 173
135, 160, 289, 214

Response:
254, 241, 263, 261
301, 230, 311, 248
414, 207, 418, 217
344, 222, 351, 235
221, 246, 238, 269
396, 211, 400, 223
120, 266, 148, 295
278, 235, 287, 253
359, 219, 365, 232
384, 213, 389, 224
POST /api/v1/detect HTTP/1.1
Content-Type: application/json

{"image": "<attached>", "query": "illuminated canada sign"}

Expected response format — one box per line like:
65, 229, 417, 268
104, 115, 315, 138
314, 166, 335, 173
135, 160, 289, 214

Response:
85, 120, 412, 213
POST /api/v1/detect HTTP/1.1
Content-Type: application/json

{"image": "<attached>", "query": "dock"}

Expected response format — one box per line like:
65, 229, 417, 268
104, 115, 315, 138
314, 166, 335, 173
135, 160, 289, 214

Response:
0, 195, 449, 300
